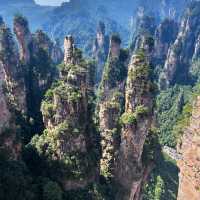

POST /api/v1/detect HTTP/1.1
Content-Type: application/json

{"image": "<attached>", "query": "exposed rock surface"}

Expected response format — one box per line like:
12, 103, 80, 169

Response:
32, 36, 99, 191
98, 34, 128, 178
116, 49, 154, 200
177, 96, 200, 200
92, 21, 109, 84
154, 19, 178, 64
14, 15, 32, 64
131, 14, 156, 52
160, 2, 200, 88
0, 19, 26, 159
64, 35, 75, 65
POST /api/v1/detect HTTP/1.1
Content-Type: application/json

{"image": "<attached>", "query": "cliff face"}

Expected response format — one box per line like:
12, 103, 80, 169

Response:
131, 14, 156, 52
154, 19, 178, 64
0, 15, 63, 158
160, 2, 200, 88
98, 34, 128, 178
0, 20, 26, 159
13, 15, 63, 141
14, 15, 32, 64
32, 36, 99, 191
177, 96, 200, 200
116, 49, 154, 200
92, 22, 109, 84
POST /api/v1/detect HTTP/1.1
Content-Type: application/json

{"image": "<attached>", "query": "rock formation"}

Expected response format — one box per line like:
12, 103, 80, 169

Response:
64, 35, 75, 65
98, 34, 128, 178
13, 15, 63, 140
177, 96, 200, 200
154, 18, 178, 64
92, 21, 109, 84
160, 2, 200, 88
131, 14, 156, 52
34, 30, 63, 65
0, 19, 26, 159
32, 36, 99, 191
116, 49, 154, 200
14, 15, 32, 64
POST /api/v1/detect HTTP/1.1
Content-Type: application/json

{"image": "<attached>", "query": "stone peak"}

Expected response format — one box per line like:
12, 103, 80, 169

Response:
64, 35, 75, 65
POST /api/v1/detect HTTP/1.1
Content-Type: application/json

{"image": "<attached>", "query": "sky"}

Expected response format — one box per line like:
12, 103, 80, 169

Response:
35, 0, 66, 6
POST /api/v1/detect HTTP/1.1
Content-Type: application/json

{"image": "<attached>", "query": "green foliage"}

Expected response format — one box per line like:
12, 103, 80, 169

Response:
154, 176, 165, 200
98, 49, 128, 100
135, 105, 149, 116
142, 127, 161, 164
43, 181, 63, 200
190, 59, 200, 82
120, 112, 136, 125
143, 153, 179, 200
156, 83, 200, 147
156, 85, 192, 147
120, 105, 149, 125
0, 158, 36, 200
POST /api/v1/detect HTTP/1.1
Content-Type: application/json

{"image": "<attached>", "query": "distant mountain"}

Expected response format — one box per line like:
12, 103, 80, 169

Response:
0, 0, 54, 31
0, 0, 191, 51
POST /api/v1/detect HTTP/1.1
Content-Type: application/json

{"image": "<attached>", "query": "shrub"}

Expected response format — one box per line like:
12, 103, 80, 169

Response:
120, 112, 136, 125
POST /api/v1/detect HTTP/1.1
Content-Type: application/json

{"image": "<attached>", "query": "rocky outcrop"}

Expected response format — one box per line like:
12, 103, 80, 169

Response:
14, 15, 32, 64
154, 18, 178, 63
64, 35, 75, 65
116, 49, 154, 200
108, 34, 122, 59
0, 19, 26, 159
177, 96, 200, 200
98, 34, 128, 178
32, 36, 99, 191
34, 30, 63, 64
160, 2, 200, 88
12, 15, 63, 140
131, 13, 156, 52
92, 21, 109, 84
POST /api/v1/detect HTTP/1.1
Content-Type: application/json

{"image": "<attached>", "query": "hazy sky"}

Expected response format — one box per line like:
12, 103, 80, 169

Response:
35, 0, 66, 6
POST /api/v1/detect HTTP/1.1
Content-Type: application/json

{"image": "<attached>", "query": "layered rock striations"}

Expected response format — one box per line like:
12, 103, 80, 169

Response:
98, 34, 128, 178
31, 36, 99, 191
116, 49, 154, 200
177, 96, 200, 200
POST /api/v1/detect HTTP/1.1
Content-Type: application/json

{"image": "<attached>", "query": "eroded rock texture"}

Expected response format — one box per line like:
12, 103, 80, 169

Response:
32, 36, 99, 191
154, 18, 178, 64
116, 49, 154, 200
92, 21, 109, 84
98, 34, 128, 178
177, 96, 200, 200
0, 19, 26, 159
160, 2, 200, 88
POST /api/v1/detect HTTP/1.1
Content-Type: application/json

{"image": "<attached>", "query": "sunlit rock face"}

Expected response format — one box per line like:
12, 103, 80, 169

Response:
177, 96, 200, 200
116, 47, 154, 200
64, 35, 75, 65
98, 34, 128, 179
32, 36, 99, 191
